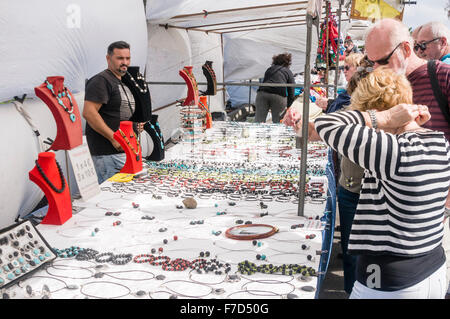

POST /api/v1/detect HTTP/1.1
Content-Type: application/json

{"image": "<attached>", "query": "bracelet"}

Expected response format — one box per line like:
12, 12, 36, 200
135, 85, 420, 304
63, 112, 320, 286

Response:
367, 109, 378, 130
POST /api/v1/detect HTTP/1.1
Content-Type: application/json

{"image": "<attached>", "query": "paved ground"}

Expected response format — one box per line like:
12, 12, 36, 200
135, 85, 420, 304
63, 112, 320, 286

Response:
318, 213, 349, 299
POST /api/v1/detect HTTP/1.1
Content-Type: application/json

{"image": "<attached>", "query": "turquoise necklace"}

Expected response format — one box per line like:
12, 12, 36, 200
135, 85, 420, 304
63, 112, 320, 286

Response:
149, 122, 164, 150
45, 80, 76, 122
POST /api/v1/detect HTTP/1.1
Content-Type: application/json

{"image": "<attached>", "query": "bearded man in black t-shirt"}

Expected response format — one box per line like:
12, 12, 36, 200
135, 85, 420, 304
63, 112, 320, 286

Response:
82, 41, 143, 184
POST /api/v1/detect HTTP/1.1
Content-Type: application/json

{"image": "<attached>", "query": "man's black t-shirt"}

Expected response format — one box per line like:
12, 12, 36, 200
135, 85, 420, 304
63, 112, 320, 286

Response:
84, 69, 136, 156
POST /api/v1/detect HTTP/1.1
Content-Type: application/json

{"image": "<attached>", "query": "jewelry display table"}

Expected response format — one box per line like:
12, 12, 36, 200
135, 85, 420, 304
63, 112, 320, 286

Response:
4, 122, 335, 299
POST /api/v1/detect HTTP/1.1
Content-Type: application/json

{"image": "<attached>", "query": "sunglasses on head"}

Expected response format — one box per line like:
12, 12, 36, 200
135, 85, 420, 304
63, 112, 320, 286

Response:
368, 42, 403, 65
414, 37, 441, 52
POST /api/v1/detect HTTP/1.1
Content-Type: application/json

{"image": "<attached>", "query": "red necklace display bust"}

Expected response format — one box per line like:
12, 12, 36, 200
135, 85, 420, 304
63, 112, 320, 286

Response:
179, 66, 199, 106
29, 152, 72, 225
198, 96, 212, 129
35, 76, 82, 151
113, 121, 143, 174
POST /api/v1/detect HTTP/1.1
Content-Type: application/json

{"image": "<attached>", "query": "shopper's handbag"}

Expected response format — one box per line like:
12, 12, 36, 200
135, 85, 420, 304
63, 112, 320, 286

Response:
427, 60, 450, 124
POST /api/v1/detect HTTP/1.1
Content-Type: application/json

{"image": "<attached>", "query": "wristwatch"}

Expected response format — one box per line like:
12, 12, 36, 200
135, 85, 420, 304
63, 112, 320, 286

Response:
367, 109, 378, 130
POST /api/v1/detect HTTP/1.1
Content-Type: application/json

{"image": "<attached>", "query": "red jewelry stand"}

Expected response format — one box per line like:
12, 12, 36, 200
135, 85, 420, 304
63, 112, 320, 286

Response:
35, 76, 82, 151
179, 66, 199, 106
113, 121, 142, 174
29, 152, 72, 225
198, 96, 212, 129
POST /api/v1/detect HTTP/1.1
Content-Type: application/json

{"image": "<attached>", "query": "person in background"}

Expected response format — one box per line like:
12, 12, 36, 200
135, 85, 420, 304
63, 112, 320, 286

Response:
314, 67, 449, 298
255, 52, 295, 123
82, 41, 144, 184
411, 26, 424, 58
344, 36, 360, 57
315, 53, 364, 113
365, 18, 450, 298
415, 21, 450, 64
284, 55, 372, 295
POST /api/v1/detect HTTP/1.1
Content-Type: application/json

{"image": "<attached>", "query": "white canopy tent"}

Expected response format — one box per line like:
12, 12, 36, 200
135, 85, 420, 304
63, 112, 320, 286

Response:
0, 0, 350, 227
145, 0, 351, 136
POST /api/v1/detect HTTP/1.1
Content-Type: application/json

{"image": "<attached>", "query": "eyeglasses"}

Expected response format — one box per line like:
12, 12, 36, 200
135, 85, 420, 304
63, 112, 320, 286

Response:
369, 42, 403, 65
414, 38, 441, 52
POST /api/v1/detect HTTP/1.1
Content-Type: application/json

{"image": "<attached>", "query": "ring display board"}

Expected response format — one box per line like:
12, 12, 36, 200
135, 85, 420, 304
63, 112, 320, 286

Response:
3, 122, 334, 299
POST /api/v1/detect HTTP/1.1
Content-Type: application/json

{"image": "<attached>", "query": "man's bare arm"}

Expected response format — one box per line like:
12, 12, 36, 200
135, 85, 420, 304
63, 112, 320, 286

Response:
82, 100, 122, 151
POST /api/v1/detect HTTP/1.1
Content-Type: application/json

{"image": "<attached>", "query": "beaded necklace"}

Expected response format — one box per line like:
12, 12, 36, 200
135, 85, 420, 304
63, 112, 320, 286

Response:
182, 67, 199, 93
118, 128, 141, 161
44, 80, 76, 122
148, 122, 164, 150
126, 71, 148, 94
35, 159, 66, 193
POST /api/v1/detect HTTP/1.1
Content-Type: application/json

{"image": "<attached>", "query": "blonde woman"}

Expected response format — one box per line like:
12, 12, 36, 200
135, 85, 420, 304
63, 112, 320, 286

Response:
315, 53, 364, 113
313, 67, 450, 298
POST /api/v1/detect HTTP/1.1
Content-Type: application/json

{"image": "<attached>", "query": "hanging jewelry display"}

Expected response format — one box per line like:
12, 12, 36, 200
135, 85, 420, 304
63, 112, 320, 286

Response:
180, 107, 204, 156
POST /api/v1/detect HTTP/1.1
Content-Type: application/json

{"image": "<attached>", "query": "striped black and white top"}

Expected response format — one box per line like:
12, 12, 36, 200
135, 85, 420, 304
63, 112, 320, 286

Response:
314, 110, 450, 257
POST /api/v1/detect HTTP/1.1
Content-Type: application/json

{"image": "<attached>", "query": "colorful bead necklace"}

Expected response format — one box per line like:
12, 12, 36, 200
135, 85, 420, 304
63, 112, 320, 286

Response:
118, 128, 141, 161
44, 80, 76, 122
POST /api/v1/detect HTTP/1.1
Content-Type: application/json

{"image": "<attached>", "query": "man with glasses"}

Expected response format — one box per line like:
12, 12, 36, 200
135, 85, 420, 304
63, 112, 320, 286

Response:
365, 18, 450, 299
365, 18, 450, 141
415, 21, 450, 64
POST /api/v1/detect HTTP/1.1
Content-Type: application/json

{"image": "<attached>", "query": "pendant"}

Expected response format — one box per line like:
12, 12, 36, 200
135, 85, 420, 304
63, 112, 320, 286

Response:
70, 113, 76, 122
136, 155, 140, 161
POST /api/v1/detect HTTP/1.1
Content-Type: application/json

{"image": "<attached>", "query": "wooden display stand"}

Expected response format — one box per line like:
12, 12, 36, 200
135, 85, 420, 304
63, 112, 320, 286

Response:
35, 76, 82, 151
29, 152, 72, 225
113, 121, 142, 174
179, 66, 199, 106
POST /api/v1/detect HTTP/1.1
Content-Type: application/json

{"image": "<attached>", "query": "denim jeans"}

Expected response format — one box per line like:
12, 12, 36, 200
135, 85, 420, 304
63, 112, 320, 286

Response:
92, 153, 126, 185
337, 185, 359, 294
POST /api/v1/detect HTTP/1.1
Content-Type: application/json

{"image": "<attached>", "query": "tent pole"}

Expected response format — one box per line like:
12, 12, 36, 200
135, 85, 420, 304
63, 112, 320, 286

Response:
333, 0, 343, 100
221, 33, 226, 110
297, 12, 314, 217
325, 1, 330, 98
248, 80, 252, 106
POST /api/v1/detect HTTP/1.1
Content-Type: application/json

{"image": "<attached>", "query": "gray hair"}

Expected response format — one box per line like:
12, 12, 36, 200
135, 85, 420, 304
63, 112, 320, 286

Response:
365, 18, 413, 46
420, 21, 450, 41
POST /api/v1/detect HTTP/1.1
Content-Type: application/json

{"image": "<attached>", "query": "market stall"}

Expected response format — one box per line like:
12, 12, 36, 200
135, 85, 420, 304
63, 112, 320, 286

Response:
1, 121, 335, 299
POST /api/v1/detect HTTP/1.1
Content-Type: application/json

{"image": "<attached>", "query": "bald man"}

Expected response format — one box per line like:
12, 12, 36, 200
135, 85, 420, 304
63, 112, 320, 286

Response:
416, 21, 450, 64
365, 18, 450, 141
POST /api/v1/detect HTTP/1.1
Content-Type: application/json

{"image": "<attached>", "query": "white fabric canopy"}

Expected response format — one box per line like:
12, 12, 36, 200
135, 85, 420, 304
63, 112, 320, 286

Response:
0, 0, 147, 102
0, 0, 348, 228
0, 0, 148, 228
